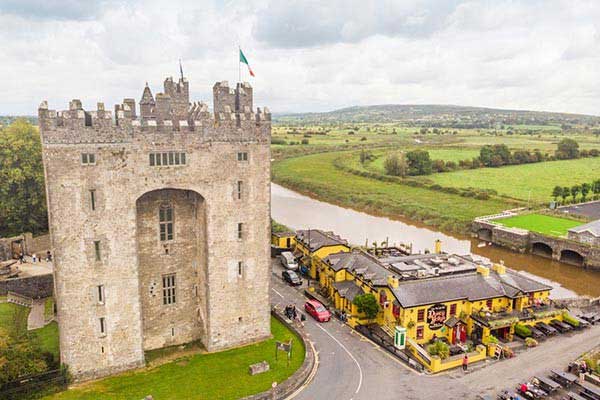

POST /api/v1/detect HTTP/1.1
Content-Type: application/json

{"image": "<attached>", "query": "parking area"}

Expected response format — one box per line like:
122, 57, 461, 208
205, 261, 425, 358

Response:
558, 201, 600, 220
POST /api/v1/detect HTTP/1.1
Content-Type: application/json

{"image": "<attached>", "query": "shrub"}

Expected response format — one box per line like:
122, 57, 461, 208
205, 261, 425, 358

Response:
427, 340, 450, 359
352, 293, 380, 320
514, 323, 532, 338
383, 153, 408, 177
301, 138, 309, 145
486, 335, 499, 344
271, 137, 287, 145
525, 337, 538, 347
360, 136, 367, 141
562, 313, 580, 327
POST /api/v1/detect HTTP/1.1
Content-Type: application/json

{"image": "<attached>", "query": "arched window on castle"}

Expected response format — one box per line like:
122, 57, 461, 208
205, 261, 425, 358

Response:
159, 204, 173, 241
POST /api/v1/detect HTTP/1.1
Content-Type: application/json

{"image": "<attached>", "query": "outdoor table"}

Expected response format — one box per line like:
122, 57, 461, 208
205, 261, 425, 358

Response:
578, 381, 600, 400
551, 370, 579, 386
535, 376, 561, 392
567, 392, 587, 400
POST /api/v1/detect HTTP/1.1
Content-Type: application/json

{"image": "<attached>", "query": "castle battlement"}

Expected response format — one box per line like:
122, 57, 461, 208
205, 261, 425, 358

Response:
39, 77, 270, 144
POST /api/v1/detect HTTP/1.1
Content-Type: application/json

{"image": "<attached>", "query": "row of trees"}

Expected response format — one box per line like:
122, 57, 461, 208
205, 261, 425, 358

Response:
552, 180, 600, 203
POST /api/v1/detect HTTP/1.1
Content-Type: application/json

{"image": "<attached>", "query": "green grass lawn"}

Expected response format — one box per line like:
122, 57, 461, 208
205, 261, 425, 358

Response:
0, 301, 59, 358
427, 157, 600, 203
47, 317, 304, 400
273, 151, 510, 233
495, 213, 582, 237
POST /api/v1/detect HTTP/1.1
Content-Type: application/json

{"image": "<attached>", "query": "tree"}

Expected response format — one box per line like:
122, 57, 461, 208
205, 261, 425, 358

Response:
352, 293, 380, 320
562, 186, 570, 203
581, 183, 591, 201
552, 186, 563, 202
593, 179, 600, 199
406, 150, 432, 175
555, 138, 579, 159
571, 185, 581, 202
0, 120, 48, 237
383, 153, 408, 177
479, 145, 494, 166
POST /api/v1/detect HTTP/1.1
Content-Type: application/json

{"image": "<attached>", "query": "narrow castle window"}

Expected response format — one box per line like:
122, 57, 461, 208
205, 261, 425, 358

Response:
94, 241, 101, 261
237, 181, 243, 200
97, 285, 105, 303
238, 261, 243, 277
237, 223, 244, 239
90, 190, 96, 211
162, 274, 176, 305
159, 205, 173, 241
149, 153, 155, 166
99, 317, 106, 335
149, 152, 187, 166
237, 152, 248, 162
81, 153, 96, 165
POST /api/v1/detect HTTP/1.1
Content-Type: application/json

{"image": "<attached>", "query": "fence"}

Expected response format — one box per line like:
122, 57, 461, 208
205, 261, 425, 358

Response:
0, 369, 68, 400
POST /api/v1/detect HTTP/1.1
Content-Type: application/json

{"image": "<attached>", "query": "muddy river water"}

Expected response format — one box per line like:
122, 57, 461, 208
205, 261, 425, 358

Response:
271, 184, 600, 298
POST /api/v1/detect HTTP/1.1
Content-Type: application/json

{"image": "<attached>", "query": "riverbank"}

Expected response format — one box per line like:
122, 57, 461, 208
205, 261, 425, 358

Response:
272, 151, 510, 234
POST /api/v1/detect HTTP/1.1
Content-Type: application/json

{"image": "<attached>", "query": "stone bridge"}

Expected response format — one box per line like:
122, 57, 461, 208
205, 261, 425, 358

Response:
472, 221, 600, 270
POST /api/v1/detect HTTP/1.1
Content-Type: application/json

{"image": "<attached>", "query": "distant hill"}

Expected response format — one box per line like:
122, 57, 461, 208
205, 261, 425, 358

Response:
275, 105, 600, 128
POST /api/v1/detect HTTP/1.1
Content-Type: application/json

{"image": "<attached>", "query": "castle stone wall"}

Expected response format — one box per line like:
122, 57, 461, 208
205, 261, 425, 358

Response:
40, 77, 271, 381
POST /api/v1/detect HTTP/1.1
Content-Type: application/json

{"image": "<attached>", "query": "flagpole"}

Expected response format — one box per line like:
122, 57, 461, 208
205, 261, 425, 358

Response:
238, 45, 241, 83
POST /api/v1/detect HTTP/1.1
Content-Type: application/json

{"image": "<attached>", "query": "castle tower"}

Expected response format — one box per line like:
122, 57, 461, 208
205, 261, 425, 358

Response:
39, 76, 271, 381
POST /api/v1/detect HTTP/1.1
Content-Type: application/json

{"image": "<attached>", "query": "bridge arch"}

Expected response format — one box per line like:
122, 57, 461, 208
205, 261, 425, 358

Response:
531, 242, 553, 259
560, 249, 584, 266
477, 228, 492, 241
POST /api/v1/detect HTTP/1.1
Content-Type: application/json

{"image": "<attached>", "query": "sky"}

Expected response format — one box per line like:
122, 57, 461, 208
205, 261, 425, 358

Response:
1, 0, 600, 115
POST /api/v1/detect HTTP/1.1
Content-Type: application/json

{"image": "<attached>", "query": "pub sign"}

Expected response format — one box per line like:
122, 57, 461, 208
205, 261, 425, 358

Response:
427, 303, 447, 330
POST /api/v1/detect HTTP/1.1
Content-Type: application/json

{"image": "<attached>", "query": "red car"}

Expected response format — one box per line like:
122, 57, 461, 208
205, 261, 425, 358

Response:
304, 300, 331, 322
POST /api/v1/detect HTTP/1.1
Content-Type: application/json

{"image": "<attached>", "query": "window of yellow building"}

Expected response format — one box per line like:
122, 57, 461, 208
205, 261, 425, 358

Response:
417, 309, 425, 322
416, 326, 424, 339
450, 303, 457, 316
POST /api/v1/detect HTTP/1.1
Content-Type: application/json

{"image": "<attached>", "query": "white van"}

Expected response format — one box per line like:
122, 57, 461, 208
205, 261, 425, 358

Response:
278, 251, 298, 270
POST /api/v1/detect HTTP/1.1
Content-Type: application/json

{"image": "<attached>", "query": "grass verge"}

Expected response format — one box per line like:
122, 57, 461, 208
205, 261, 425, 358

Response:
495, 213, 582, 237
46, 316, 304, 400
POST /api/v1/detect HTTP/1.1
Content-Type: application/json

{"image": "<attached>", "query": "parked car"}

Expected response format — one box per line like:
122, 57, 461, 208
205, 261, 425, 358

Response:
574, 317, 591, 329
282, 270, 302, 286
550, 319, 571, 333
304, 299, 331, 322
536, 322, 558, 335
278, 251, 298, 270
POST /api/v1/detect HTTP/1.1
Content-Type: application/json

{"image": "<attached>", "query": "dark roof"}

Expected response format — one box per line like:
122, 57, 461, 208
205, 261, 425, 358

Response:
332, 280, 365, 302
7, 273, 54, 299
324, 250, 389, 286
391, 270, 551, 308
568, 219, 600, 236
272, 231, 295, 238
296, 229, 348, 252
445, 316, 460, 328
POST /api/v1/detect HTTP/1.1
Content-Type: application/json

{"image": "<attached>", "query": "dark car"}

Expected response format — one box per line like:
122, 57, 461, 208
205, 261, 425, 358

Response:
536, 322, 558, 335
550, 319, 571, 333
282, 270, 302, 286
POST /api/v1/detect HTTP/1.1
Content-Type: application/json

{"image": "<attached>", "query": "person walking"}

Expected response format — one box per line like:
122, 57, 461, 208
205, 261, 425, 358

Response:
462, 354, 468, 372
32, 253, 37, 263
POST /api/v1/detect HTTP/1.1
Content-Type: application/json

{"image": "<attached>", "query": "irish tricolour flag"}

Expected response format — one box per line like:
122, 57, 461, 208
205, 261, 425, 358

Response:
239, 49, 255, 77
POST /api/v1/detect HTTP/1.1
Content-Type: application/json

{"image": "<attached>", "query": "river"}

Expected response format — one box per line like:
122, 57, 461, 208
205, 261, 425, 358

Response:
271, 183, 600, 298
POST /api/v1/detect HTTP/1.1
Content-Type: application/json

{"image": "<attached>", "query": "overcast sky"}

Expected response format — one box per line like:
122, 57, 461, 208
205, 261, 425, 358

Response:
1, 0, 600, 115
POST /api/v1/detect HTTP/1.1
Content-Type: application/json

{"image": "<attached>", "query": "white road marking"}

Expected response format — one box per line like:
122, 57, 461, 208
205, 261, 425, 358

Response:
315, 323, 363, 396
271, 288, 284, 298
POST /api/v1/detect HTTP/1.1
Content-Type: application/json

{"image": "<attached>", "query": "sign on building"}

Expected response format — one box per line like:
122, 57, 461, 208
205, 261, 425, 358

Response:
427, 304, 447, 330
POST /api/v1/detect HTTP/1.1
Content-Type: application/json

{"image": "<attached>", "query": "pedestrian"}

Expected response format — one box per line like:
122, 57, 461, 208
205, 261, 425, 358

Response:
46, 250, 52, 262
292, 305, 298, 321
32, 253, 37, 263
462, 354, 468, 372
18, 253, 24, 264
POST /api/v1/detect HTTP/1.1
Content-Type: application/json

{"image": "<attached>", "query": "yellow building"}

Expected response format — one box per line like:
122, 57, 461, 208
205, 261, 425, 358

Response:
294, 230, 350, 279
317, 250, 558, 371
271, 231, 296, 249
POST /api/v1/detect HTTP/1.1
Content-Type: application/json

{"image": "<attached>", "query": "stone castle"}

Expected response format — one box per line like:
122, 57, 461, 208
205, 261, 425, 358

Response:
39, 76, 272, 380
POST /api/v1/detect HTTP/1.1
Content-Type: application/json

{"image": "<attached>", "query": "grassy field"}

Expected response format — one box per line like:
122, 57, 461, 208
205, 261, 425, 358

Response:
0, 301, 59, 357
495, 213, 583, 237
272, 151, 510, 232
427, 157, 600, 203
47, 317, 304, 400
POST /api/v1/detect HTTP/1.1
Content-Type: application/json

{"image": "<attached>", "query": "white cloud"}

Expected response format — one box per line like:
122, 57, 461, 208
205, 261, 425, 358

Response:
0, 0, 599, 115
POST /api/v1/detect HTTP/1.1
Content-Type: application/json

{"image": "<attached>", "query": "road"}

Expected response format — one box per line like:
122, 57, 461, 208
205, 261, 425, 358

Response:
270, 260, 600, 400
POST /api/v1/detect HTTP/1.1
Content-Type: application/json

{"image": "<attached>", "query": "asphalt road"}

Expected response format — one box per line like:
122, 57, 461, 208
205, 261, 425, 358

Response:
270, 260, 600, 400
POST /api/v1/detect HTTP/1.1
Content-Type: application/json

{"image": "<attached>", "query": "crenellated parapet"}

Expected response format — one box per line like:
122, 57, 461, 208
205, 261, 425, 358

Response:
39, 77, 271, 145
